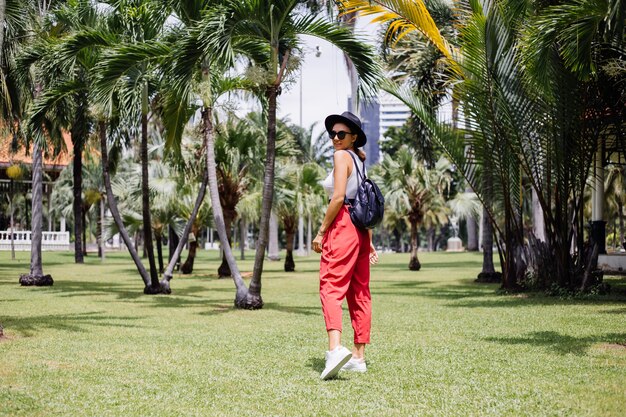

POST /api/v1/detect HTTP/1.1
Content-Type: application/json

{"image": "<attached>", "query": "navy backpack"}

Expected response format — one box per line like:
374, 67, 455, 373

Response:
345, 152, 385, 230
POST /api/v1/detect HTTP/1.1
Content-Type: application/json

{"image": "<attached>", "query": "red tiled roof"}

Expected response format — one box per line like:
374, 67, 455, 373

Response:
0, 132, 73, 172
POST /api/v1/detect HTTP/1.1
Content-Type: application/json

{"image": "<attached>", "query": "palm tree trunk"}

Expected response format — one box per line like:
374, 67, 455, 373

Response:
99, 121, 152, 289
427, 227, 435, 252
218, 213, 234, 277
0, 0, 5, 62
141, 85, 159, 288
465, 185, 479, 250
268, 211, 280, 260
72, 127, 84, 263
156, 231, 163, 273
181, 225, 198, 274
19, 143, 53, 286
29, 144, 44, 277
481, 211, 495, 274
202, 104, 250, 307
250, 85, 282, 307
532, 187, 546, 242
408, 220, 421, 271
476, 207, 501, 283
9, 179, 15, 260
284, 220, 296, 272
82, 206, 87, 256
466, 216, 479, 251
619, 200, 624, 250
307, 215, 312, 255
99, 195, 105, 261
240, 219, 246, 260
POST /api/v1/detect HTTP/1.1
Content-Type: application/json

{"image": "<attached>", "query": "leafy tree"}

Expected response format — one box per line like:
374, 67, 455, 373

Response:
214, 0, 381, 307
12, 0, 57, 286
275, 159, 324, 272
93, 0, 172, 290
375, 146, 452, 270
213, 114, 264, 277
356, 0, 626, 291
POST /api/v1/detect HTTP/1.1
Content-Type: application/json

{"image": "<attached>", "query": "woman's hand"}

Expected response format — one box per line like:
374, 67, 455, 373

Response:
369, 242, 379, 265
312, 233, 323, 253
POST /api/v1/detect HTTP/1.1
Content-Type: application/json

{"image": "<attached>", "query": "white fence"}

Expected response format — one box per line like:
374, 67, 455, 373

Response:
0, 231, 71, 251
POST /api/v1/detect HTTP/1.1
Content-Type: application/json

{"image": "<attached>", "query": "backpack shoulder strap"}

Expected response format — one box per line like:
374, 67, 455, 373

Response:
346, 151, 366, 182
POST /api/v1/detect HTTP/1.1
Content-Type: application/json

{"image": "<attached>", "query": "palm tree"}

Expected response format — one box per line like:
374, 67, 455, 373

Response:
16, 2, 162, 290
275, 159, 324, 271
353, 0, 626, 291
19, 0, 122, 265
11, 0, 57, 286
158, 0, 380, 307
156, 2, 260, 305
213, 114, 264, 277
93, 0, 172, 290
375, 146, 452, 270
215, 0, 381, 306
176, 182, 212, 274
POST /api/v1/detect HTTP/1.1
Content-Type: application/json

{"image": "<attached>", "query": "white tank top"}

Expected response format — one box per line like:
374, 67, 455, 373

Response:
321, 150, 365, 199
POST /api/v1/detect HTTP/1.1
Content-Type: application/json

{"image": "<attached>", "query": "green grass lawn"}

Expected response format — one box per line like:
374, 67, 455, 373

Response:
1, 249, 625, 417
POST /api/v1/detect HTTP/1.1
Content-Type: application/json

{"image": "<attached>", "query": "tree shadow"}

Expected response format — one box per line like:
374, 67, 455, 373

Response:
36, 280, 211, 302
601, 307, 626, 314
1, 311, 144, 338
262, 303, 320, 316
418, 260, 484, 269
376, 281, 494, 300
198, 302, 241, 317
485, 331, 626, 356
450, 293, 626, 309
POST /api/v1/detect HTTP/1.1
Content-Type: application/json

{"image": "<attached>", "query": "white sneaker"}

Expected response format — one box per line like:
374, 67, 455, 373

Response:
320, 346, 352, 380
341, 357, 367, 372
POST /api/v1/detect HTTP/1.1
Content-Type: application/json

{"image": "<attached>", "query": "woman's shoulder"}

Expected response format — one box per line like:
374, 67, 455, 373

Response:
333, 149, 353, 162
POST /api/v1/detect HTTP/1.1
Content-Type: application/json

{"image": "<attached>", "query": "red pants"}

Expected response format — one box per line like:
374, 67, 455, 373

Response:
319, 206, 371, 344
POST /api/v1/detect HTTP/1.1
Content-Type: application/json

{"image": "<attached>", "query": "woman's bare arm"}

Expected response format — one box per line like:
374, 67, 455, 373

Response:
312, 151, 352, 252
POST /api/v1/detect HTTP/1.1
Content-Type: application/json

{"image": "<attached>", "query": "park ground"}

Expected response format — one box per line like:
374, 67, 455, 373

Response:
1, 250, 625, 417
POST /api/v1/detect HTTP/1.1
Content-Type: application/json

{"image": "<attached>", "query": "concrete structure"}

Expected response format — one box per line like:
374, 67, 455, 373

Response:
0, 231, 70, 251
378, 91, 412, 139
348, 91, 455, 167
0, 133, 72, 243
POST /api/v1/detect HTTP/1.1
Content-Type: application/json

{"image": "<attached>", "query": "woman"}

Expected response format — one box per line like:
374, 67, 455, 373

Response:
313, 111, 379, 380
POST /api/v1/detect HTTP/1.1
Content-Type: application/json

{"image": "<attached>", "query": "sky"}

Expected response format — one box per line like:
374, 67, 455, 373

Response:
235, 16, 382, 139
278, 18, 380, 132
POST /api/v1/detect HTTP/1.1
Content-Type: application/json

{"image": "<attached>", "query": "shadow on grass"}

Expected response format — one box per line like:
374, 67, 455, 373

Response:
375, 281, 495, 301
38, 280, 214, 302
485, 331, 626, 356
262, 303, 320, 316
308, 356, 325, 372
306, 357, 350, 381
1, 311, 144, 338
450, 292, 626, 308
601, 307, 626, 314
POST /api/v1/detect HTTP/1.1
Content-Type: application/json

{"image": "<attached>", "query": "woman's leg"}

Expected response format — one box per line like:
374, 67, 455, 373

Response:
328, 330, 341, 351
352, 343, 365, 359
319, 208, 361, 346
346, 230, 372, 358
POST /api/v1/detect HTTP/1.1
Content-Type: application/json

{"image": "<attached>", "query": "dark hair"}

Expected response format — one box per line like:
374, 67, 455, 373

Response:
350, 134, 366, 161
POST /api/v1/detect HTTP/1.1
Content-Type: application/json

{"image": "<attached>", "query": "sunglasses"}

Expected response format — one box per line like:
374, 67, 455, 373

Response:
328, 130, 353, 140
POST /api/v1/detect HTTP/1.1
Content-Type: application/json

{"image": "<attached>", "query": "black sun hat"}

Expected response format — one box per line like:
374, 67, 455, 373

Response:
324, 111, 367, 148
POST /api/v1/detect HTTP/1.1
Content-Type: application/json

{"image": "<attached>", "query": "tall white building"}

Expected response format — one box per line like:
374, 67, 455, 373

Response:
379, 91, 412, 139
349, 90, 455, 164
